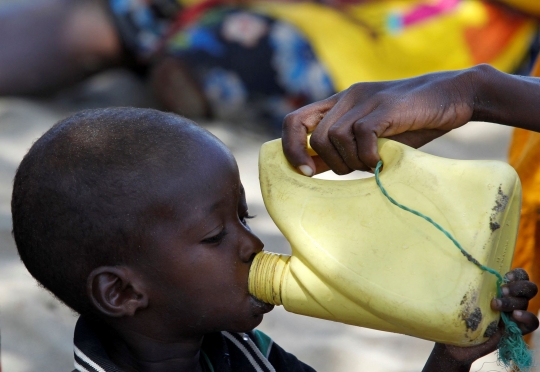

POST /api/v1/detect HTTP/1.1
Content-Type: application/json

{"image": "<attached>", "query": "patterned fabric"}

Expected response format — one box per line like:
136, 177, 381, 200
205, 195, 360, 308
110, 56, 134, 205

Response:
164, 9, 333, 128
108, 0, 539, 128
109, 0, 182, 59
256, 1, 537, 91
109, 1, 334, 129
72, 316, 315, 372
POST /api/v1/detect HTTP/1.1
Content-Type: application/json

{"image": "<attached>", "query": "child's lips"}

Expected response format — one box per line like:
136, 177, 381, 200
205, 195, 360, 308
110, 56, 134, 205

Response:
249, 295, 274, 314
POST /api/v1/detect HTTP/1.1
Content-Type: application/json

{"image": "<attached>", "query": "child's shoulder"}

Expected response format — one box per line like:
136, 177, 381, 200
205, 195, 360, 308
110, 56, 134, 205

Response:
72, 317, 316, 372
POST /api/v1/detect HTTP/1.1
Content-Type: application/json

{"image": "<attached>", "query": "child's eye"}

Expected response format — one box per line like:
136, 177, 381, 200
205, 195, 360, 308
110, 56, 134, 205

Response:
201, 229, 228, 244
241, 214, 256, 225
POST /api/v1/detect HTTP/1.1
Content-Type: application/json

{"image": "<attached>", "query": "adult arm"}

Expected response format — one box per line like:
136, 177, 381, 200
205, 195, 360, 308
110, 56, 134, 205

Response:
282, 64, 540, 176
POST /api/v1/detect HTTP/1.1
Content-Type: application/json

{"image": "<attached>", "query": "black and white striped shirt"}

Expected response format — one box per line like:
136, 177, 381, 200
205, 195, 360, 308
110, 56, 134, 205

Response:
72, 317, 315, 372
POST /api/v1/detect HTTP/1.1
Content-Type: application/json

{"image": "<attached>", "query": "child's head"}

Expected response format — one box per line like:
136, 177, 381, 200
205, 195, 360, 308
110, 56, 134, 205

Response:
11, 107, 273, 336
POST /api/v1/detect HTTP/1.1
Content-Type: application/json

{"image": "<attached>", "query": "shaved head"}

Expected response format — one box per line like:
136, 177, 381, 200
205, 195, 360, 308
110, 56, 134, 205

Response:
11, 107, 228, 315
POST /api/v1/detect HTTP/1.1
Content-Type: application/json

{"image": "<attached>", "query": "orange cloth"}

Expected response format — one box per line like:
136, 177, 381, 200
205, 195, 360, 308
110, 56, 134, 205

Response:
509, 128, 540, 319
507, 57, 540, 343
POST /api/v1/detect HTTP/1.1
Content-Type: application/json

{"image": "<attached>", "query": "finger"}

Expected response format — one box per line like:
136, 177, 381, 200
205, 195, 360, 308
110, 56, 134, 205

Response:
352, 106, 443, 168
282, 95, 339, 176
491, 297, 529, 312
510, 310, 539, 335
310, 104, 361, 175
309, 86, 379, 175
326, 108, 376, 172
351, 112, 391, 169
505, 268, 529, 282
501, 281, 538, 300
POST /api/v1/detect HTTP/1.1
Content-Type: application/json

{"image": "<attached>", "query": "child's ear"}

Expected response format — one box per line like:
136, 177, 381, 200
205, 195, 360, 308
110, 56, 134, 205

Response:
87, 266, 148, 317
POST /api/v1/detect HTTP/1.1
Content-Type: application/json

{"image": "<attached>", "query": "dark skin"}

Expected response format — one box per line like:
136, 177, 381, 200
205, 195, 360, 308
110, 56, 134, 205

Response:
85, 129, 537, 372
282, 64, 540, 175
86, 133, 272, 371
282, 63, 540, 370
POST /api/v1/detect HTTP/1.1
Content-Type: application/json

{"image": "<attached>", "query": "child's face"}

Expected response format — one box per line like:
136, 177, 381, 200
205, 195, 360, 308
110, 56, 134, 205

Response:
134, 137, 274, 337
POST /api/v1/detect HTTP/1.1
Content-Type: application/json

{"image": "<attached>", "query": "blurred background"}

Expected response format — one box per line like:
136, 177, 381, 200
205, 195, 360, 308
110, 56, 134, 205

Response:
1, 0, 540, 370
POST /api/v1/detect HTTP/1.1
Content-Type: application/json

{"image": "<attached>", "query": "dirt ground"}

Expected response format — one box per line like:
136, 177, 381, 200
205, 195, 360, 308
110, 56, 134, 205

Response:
0, 70, 537, 371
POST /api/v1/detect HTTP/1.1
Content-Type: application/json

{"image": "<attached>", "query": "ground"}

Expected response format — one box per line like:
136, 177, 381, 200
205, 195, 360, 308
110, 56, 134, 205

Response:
0, 69, 536, 371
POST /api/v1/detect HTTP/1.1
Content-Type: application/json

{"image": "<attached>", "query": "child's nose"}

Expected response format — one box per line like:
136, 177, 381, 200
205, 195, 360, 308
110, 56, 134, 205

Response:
239, 228, 264, 263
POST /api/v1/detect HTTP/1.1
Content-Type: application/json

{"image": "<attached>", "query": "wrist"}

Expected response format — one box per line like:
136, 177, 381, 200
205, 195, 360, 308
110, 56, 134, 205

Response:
466, 63, 537, 127
461, 64, 500, 123
467, 64, 540, 132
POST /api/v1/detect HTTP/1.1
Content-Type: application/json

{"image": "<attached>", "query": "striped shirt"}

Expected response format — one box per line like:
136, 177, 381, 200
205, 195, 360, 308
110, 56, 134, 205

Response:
72, 317, 315, 372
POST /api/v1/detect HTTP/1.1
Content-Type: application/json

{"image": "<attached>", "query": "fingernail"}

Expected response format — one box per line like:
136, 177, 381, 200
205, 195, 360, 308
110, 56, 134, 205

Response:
495, 299, 503, 307
515, 310, 523, 317
502, 287, 509, 296
298, 165, 314, 177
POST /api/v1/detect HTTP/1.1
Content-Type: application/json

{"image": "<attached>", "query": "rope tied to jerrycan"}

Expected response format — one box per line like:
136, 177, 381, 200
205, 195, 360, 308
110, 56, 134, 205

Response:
374, 160, 532, 371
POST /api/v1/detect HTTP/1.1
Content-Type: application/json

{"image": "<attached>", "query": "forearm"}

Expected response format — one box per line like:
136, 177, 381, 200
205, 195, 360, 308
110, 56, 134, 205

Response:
469, 64, 540, 133
422, 343, 471, 372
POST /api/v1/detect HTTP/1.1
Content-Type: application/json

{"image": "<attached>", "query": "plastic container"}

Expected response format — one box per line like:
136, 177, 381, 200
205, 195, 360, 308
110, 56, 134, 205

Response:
249, 138, 521, 345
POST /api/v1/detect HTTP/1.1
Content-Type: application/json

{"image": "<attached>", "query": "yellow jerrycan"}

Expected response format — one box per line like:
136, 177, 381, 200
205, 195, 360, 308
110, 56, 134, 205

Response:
249, 138, 521, 346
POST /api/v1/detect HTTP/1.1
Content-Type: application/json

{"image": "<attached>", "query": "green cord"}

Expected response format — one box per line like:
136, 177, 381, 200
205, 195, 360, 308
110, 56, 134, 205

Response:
374, 160, 532, 371
201, 350, 215, 372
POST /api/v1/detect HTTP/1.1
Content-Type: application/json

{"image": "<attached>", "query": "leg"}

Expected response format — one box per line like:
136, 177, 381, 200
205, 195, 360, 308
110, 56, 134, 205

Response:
0, 0, 122, 95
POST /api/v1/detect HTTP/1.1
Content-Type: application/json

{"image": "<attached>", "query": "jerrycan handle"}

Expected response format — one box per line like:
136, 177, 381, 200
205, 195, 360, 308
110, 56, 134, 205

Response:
302, 133, 387, 171
305, 133, 318, 157
295, 135, 395, 181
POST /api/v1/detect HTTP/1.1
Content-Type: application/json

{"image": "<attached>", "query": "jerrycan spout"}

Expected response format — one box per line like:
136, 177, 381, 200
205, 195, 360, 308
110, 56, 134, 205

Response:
248, 252, 291, 306
249, 138, 521, 346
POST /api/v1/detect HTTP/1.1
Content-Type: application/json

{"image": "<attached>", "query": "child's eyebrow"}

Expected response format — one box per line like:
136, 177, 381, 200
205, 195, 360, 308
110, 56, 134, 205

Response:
180, 199, 224, 233
201, 197, 226, 215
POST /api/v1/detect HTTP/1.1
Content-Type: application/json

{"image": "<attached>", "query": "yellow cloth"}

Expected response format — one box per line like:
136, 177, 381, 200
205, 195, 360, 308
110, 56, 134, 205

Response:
255, 0, 537, 91
174, 1, 537, 90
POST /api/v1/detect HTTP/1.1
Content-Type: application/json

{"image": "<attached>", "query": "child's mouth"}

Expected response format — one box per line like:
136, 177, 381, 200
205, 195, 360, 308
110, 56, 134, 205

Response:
249, 294, 274, 314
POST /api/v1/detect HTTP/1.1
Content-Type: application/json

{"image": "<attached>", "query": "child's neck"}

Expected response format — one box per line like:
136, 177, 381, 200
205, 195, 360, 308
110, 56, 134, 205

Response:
100, 325, 205, 372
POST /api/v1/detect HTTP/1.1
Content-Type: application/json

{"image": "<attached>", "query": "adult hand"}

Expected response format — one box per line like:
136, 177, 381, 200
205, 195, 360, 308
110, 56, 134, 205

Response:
423, 268, 539, 372
282, 67, 483, 176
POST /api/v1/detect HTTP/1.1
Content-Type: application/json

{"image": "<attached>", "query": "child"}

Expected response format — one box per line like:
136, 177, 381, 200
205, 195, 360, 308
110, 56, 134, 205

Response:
11, 107, 538, 372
